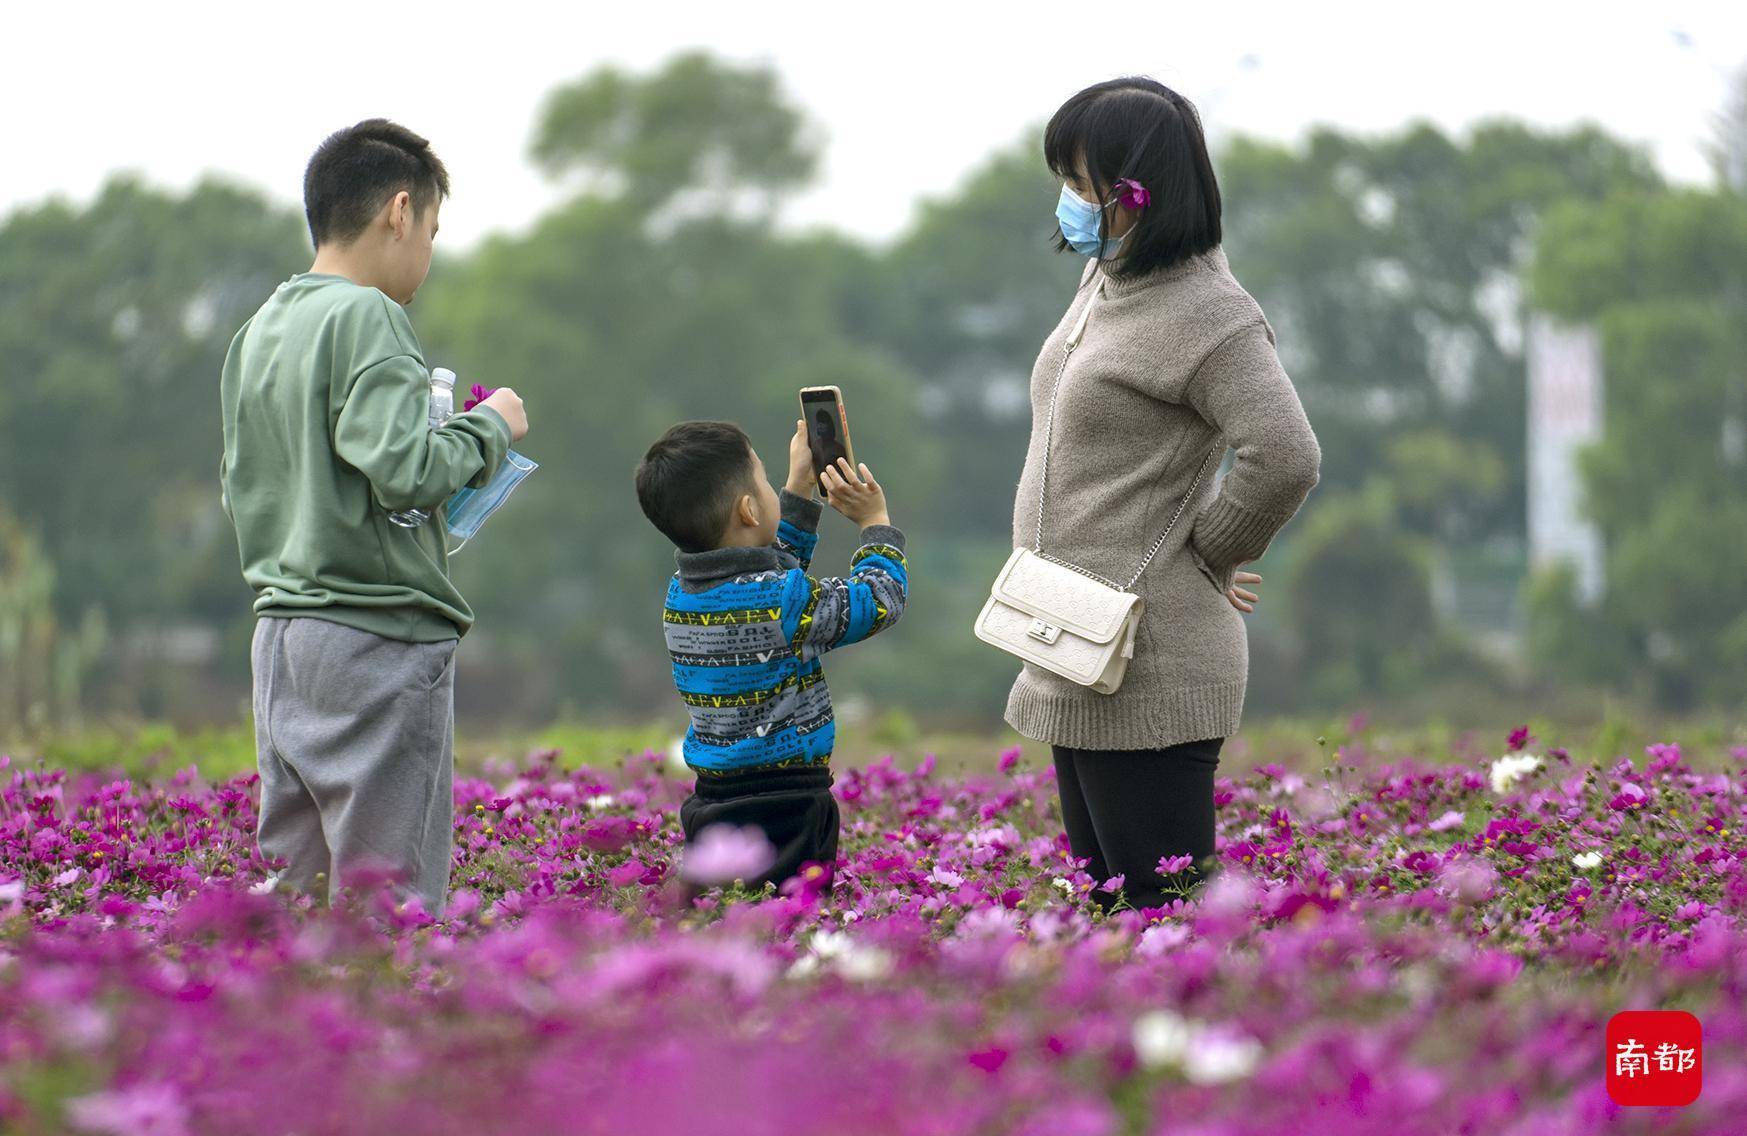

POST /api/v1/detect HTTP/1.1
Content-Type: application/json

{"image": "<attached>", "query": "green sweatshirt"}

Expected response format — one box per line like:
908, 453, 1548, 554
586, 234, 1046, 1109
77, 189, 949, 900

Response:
219, 273, 511, 643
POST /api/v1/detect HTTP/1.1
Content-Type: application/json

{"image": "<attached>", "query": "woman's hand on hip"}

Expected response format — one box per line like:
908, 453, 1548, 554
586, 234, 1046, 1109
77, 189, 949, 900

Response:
1227, 571, 1261, 613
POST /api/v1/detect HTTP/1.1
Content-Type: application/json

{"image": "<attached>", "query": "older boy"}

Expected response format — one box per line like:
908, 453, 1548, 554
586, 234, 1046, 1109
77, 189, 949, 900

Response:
220, 119, 529, 917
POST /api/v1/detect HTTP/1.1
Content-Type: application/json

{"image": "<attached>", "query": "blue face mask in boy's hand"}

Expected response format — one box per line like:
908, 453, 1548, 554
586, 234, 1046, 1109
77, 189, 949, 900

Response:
1056, 184, 1128, 259
444, 450, 538, 554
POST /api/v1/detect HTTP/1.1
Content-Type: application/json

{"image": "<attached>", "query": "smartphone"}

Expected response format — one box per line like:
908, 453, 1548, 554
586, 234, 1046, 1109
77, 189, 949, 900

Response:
800, 385, 855, 494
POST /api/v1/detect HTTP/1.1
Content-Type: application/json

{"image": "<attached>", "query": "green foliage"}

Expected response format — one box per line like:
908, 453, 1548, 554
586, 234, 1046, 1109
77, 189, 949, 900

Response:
1283, 485, 1438, 706
417, 203, 937, 714
1526, 190, 1747, 709
0, 505, 107, 731
22, 722, 258, 781
0, 177, 308, 635
1221, 121, 1661, 550
0, 53, 1724, 727
874, 134, 1085, 534
532, 51, 817, 213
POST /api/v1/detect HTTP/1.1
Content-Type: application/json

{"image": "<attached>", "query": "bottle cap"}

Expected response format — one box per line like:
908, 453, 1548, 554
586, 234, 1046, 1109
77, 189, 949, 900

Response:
431, 367, 458, 388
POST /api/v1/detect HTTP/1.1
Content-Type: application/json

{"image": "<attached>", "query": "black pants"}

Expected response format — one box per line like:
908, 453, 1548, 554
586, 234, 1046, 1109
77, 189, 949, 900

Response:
1052, 737, 1224, 911
679, 765, 839, 894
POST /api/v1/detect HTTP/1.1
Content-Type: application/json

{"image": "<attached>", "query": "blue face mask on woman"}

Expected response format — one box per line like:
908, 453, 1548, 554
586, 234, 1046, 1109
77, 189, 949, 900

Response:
1056, 184, 1128, 259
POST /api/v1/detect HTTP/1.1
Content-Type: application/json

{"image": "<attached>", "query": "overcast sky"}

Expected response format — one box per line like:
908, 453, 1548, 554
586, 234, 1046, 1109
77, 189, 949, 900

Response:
7, 1, 1743, 251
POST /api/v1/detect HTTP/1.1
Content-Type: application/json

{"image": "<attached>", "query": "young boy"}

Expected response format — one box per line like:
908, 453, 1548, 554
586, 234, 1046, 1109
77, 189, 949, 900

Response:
219, 119, 530, 918
635, 419, 908, 892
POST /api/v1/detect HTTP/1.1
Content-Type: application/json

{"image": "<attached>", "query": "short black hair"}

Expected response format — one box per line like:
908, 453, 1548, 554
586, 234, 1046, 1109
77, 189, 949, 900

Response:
303, 119, 450, 250
635, 421, 760, 553
1044, 77, 1222, 278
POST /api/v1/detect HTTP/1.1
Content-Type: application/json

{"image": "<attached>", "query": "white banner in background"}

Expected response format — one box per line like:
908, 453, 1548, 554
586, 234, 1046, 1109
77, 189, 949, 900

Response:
1526, 315, 1605, 606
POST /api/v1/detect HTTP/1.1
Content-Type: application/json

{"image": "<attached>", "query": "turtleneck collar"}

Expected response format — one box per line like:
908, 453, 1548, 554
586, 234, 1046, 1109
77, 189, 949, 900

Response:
1098, 245, 1228, 298
674, 544, 783, 588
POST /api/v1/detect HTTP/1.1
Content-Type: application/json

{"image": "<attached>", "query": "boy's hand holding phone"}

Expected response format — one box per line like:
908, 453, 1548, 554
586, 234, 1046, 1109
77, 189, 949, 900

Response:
784, 419, 817, 499
821, 458, 889, 529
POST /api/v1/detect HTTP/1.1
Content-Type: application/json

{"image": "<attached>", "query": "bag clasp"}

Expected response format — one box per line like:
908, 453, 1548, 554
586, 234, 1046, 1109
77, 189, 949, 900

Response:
1028, 619, 1063, 645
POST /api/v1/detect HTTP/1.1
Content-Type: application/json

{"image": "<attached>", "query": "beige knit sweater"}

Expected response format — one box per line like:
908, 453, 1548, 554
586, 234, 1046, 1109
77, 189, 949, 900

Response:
1004, 247, 1321, 750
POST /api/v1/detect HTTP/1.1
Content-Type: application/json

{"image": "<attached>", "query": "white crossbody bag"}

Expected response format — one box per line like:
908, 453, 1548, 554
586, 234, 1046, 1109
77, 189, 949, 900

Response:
974, 276, 1217, 694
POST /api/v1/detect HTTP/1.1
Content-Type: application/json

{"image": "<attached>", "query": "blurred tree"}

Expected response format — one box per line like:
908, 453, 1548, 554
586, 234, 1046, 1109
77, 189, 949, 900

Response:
0, 505, 107, 732
873, 135, 1085, 535
1282, 484, 1437, 706
1, 52, 1712, 726
421, 58, 935, 716
1219, 122, 1662, 556
532, 50, 818, 218
0, 177, 307, 713
1528, 189, 1747, 707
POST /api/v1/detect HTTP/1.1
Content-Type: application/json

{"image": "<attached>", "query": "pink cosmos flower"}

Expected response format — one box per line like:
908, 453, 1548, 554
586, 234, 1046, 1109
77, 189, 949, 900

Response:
1157, 854, 1195, 876
1437, 857, 1498, 905
1608, 782, 1648, 811
1428, 809, 1466, 832
1114, 178, 1150, 209
681, 824, 776, 886
1508, 725, 1533, 751
65, 1083, 191, 1136
463, 383, 499, 412
967, 1046, 1009, 1074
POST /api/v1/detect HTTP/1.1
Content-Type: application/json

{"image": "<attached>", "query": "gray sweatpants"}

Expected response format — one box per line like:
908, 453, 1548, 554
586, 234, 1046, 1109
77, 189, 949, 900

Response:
250, 616, 458, 917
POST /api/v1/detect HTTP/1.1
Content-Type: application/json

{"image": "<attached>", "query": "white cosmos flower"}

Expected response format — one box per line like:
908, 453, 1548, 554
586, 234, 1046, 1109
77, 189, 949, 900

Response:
833, 945, 894, 982
806, 930, 892, 981
810, 930, 851, 958
1132, 1010, 1194, 1068
1572, 851, 1603, 870
1488, 754, 1542, 794
1183, 1031, 1265, 1084
585, 794, 615, 811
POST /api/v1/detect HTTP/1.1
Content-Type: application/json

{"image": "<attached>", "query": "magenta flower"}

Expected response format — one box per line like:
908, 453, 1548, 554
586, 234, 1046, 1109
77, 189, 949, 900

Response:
1437, 857, 1498, 905
967, 1046, 1009, 1074
680, 823, 776, 886
5, 730, 1745, 1132
1608, 782, 1648, 811
1157, 853, 1195, 876
998, 746, 1022, 774
1508, 725, 1533, 751
1114, 178, 1150, 209
463, 383, 498, 412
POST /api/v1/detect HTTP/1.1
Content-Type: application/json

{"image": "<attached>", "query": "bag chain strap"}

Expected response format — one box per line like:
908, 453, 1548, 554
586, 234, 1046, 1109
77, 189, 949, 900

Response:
1033, 275, 1220, 594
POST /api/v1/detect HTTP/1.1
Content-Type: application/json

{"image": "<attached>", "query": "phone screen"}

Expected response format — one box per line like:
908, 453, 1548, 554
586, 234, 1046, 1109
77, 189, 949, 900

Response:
801, 388, 852, 491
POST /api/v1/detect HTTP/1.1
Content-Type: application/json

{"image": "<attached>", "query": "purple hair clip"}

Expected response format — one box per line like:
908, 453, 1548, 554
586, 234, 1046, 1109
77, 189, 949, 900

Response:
1114, 178, 1151, 209
463, 383, 498, 413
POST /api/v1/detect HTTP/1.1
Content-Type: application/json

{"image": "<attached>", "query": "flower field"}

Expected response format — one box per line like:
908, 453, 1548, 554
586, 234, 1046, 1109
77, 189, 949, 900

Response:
1, 730, 1744, 1135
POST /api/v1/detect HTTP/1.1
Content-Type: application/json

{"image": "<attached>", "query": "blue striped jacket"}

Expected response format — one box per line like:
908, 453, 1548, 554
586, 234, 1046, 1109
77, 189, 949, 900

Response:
664, 490, 908, 777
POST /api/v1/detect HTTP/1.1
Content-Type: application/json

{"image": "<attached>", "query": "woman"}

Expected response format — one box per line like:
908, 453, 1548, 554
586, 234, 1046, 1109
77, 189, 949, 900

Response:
1006, 77, 1321, 911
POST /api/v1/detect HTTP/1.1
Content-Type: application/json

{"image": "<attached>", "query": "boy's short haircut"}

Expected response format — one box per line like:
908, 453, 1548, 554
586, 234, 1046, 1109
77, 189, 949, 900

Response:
636, 421, 760, 554
303, 119, 451, 250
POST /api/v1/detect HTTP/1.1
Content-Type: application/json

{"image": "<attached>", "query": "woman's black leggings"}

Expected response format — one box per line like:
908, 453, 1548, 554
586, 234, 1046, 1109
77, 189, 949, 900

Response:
1051, 737, 1224, 910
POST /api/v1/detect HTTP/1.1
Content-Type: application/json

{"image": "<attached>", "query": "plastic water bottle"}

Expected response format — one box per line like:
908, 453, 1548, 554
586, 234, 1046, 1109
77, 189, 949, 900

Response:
387, 367, 457, 528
